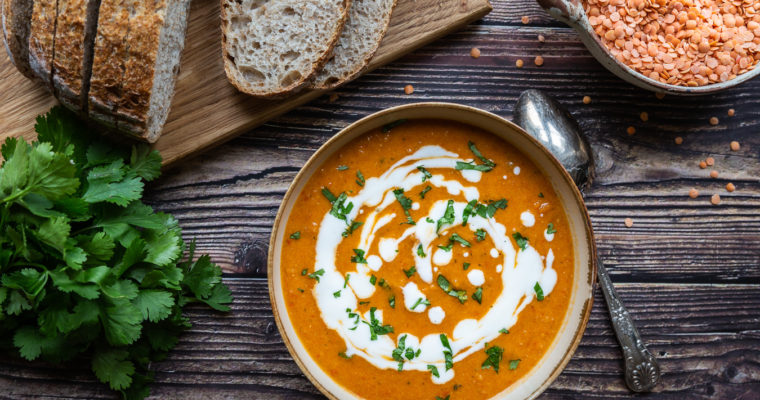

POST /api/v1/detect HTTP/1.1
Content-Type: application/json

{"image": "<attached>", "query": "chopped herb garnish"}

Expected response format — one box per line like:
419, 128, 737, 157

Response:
472, 287, 483, 304
463, 262, 470, 270
454, 384, 462, 391
301, 268, 308, 276
404, 266, 417, 278
538, 192, 544, 198
417, 244, 427, 257
462, 199, 478, 225
411, 297, 430, 310
405, 347, 416, 360
337, 165, 349, 171
359, 301, 370, 305
512, 232, 528, 250
476, 198, 508, 218
338, 351, 353, 359
438, 243, 453, 252
392, 334, 408, 370
468, 141, 496, 168
509, 359, 521, 370
298, 288, 305, 293
420, 185, 432, 199
370, 275, 377, 285
342, 220, 364, 238
417, 165, 433, 182
546, 223, 557, 234
333, 290, 341, 298
436, 396, 450, 400
436, 200, 456, 233
449, 233, 471, 247
426, 217, 434, 223
437, 275, 467, 304
321, 187, 337, 203
379, 278, 391, 289
393, 188, 416, 225
351, 248, 368, 264
389, 295, 396, 308
344, 274, 350, 288
382, 119, 408, 133
440, 334, 454, 371
481, 343, 504, 372
427, 364, 440, 378
290, 231, 301, 239
499, 328, 510, 335
455, 161, 493, 172
323, 188, 356, 228
356, 170, 365, 187
475, 228, 486, 241
534, 282, 545, 301
307, 269, 325, 282
366, 307, 394, 340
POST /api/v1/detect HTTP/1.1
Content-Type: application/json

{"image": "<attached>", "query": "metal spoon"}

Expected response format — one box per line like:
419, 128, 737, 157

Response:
514, 89, 661, 393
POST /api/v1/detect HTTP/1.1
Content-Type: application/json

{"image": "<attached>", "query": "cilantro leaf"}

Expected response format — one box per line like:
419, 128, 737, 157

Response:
134, 290, 175, 322
513, 232, 529, 250
436, 200, 455, 233
481, 343, 504, 372
92, 348, 136, 390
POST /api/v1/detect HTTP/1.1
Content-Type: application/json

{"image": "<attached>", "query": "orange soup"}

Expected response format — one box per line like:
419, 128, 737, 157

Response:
280, 119, 574, 400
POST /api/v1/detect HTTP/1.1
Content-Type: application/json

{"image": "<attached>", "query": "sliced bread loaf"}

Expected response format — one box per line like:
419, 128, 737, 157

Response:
28, 0, 57, 89
1, 0, 34, 79
116, 0, 191, 142
221, 0, 351, 97
312, 0, 396, 90
52, 0, 100, 113
88, 0, 131, 130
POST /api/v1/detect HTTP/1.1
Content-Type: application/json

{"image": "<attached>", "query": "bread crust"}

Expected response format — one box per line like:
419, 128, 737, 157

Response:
88, 0, 131, 129
28, 0, 57, 90
220, 0, 352, 98
311, 0, 397, 90
1, 0, 35, 79
52, 0, 89, 113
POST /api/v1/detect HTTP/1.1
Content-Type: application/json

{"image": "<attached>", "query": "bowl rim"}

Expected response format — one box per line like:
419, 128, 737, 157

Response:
267, 102, 597, 400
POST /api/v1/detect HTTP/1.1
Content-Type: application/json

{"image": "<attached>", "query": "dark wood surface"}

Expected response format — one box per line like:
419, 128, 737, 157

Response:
2, 0, 760, 398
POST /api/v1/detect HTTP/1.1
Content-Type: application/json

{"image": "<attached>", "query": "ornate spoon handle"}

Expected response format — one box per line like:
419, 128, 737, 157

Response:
597, 258, 661, 392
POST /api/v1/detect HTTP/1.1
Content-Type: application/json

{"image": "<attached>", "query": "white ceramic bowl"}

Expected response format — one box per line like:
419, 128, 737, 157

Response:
268, 103, 597, 399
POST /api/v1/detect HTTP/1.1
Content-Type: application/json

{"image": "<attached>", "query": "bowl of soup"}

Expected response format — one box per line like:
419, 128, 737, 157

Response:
268, 103, 596, 400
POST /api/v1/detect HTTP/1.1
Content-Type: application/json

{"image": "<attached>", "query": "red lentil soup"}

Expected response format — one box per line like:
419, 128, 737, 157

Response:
280, 119, 574, 400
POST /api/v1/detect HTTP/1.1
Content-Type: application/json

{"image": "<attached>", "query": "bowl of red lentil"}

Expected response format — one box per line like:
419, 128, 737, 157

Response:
537, 0, 760, 94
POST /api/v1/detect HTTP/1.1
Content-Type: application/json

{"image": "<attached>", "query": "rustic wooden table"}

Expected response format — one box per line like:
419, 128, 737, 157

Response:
3, 0, 759, 398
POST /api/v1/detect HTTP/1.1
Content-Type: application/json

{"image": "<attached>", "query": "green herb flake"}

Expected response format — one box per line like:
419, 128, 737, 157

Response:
462, 199, 478, 225
455, 161, 493, 172
440, 334, 454, 371
546, 223, 557, 235
337, 165, 349, 171
499, 328, 509, 335
417, 244, 427, 258
411, 297, 430, 310
338, 351, 353, 359
298, 288, 305, 293
481, 343, 504, 372
379, 278, 391, 289
382, 119, 408, 133
389, 295, 396, 309
392, 334, 408, 370
308, 269, 325, 282
427, 364, 440, 378
463, 262, 470, 270
342, 220, 364, 238
393, 188, 416, 225
289, 231, 301, 239
344, 274, 350, 288
356, 170, 365, 187
437, 275, 467, 304
436, 200, 456, 234
436, 396, 450, 400
333, 290, 341, 298
404, 266, 417, 278
475, 229, 486, 241
370, 275, 377, 285
366, 307, 394, 340
420, 185, 432, 199
512, 232, 528, 250
534, 282, 545, 301
351, 249, 368, 264
301, 268, 308, 276
417, 166, 433, 182
449, 233, 471, 247
359, 301, 370, 305
472, 287, 483, 304
468, 141, 496, 168
509, 359, 521, 370
538, 192, 544, 198
438, 243, 453, 252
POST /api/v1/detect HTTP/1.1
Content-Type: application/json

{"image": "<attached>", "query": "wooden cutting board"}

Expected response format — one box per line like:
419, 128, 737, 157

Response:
0, 0, 491, 166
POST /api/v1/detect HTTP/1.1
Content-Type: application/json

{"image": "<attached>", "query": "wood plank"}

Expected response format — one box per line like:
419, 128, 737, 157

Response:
1, 280, 758, 399
0, 0, 492, 165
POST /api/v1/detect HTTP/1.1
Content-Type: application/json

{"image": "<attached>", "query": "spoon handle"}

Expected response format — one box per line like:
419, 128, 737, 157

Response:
597, 258, 661, 392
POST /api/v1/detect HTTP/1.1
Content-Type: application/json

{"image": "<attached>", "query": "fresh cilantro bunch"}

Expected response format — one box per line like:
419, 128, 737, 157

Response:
0, 107, 232, 399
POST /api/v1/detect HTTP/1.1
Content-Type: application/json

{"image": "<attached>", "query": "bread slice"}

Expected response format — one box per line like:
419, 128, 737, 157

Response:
52, 0, 100, 113
221, 0, 351, 97
28, 0, 57, 89
116, 0, 191, 142
88, 0, 131, 130
311, 0, 396, 90
1, 0, 35, 79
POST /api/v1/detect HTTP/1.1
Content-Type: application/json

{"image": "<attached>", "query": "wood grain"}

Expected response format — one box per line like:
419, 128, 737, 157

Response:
1, 280, 758, 399
0, 0, 492, 165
